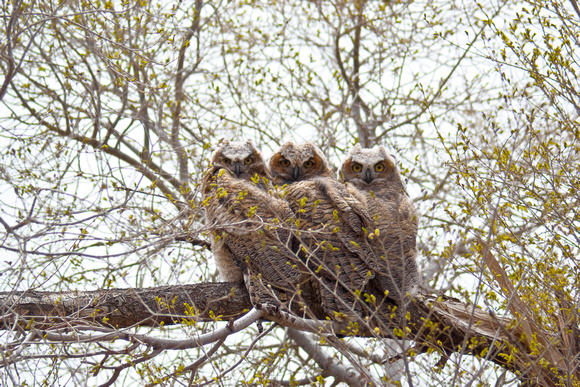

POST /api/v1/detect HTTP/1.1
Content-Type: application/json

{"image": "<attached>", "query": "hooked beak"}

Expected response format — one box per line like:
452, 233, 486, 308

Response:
233, 162, 242, 177
364, 169, 373, 184
292, 166, 300, 181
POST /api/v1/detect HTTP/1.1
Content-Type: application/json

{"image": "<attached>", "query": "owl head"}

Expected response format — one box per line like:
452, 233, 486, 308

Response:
269, 141, 333, 184
210, 139, 269, 180
341, 144, 401, 186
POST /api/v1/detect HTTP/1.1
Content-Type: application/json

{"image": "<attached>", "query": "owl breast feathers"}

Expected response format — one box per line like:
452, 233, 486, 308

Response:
341, 144, 421, 299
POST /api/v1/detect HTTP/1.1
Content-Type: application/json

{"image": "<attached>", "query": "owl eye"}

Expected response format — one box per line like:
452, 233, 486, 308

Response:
352, 163, 363, 173
244, 157, 253, 165
304, 159, 314, 168
280, 159, 290, 167
374, 163, 385, 172
223, 157, 231, 164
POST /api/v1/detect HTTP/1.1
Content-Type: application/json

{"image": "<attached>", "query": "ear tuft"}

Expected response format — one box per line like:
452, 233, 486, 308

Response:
378, 145, 388, 158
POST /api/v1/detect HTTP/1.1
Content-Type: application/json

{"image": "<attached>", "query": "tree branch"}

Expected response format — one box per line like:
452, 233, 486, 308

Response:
287, 328, 376, 387
0, 283, 250, 329
0, 283, 571, 386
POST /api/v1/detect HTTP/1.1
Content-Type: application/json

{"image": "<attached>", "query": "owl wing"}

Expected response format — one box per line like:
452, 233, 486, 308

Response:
311, 177, 372, 235
284, 178, 380, 320
202, 168, 303, 311
348, 182, 421, 300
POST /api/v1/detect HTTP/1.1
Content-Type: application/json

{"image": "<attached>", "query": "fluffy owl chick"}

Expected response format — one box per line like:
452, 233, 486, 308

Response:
341, 144, 421, 303
202, 140, 302, 311
202, 140, 265, 282
269, 141, 377, 321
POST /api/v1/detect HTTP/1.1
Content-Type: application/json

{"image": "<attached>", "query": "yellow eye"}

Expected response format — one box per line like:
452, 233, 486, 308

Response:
244, 157, 253, 165
304, 159, 314, 168
374, 163, 385, 172
223, 157, 231, 164
352, 163, 362, 173
280, 159, 290, 167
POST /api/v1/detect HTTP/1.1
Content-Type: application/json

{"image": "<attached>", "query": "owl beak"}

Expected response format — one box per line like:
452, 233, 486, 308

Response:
364, 169, 373, 184
233, 162, 242, 177
292, 166, 300, 181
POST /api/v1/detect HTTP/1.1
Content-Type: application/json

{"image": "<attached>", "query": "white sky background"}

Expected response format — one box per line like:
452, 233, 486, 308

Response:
1, 0, 579, 385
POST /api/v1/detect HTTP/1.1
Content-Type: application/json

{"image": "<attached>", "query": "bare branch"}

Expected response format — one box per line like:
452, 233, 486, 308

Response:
0, 283, 568, 385
287, 328, 377, 387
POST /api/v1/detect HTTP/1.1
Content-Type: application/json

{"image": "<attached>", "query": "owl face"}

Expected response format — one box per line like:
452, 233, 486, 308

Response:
341, 144, 398, 185
210, 140, 268, 180
269, 142, 332, 184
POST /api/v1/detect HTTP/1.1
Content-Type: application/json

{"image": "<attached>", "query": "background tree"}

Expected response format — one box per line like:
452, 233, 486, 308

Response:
1, 0, 579, 385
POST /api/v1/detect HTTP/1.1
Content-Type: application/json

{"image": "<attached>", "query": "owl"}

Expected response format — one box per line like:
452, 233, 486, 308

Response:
341, 144, 421, 306
269, 141, 378, 321
201, 140, 304, 313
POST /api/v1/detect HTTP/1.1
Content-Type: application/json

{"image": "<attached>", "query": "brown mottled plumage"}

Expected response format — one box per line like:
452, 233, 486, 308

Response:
201, 140, 303, 312
269, 141, 377, 321
341, 144, 421, 306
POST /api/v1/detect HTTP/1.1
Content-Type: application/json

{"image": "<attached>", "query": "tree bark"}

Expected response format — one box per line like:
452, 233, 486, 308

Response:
0, 282, 250, 329
0, 283, 565, 386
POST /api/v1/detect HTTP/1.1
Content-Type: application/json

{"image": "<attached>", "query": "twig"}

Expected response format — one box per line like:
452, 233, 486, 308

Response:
287, 328, 376, 387
174, 236, 211, 249
98, 349, 163, 387
197, 322, 278, 386
143, 336, 225, 387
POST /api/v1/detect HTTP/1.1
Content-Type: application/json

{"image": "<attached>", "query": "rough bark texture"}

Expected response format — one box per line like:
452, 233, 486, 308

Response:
0, 283, 564, 386
0, 282, 250, 329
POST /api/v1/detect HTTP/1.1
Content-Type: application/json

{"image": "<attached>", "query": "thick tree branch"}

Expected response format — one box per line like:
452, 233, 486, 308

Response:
0, 283, 250, 329
0, 283, 571, 386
